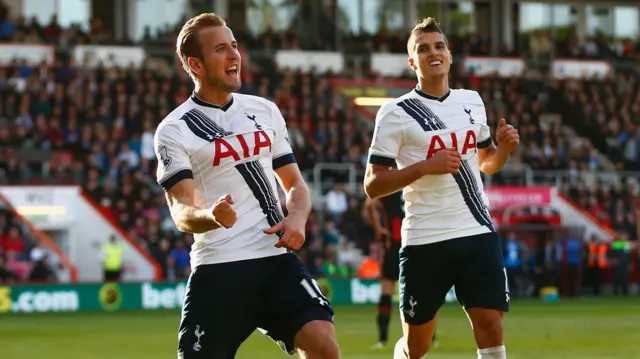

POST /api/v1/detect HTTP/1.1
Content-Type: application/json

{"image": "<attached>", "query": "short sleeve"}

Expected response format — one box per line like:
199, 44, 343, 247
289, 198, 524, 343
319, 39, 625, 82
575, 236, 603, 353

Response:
269, 103, 297, 170
475, 92, 493, 149
368, 107, 403, 167
154, 122, 193, 192
478, 123, 492, 149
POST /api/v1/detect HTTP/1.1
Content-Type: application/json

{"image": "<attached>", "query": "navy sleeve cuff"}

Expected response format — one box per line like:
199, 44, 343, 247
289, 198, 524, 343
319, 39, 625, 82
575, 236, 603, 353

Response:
477, 137, 493, 149
368, 154, 395, 167
273, 153, 297, 169
159, 169, 193, 192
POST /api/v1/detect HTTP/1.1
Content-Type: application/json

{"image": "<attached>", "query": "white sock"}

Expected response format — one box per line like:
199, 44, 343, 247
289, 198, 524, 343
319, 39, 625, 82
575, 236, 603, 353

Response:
478, 345, 506, 359
393, 337, 409, 359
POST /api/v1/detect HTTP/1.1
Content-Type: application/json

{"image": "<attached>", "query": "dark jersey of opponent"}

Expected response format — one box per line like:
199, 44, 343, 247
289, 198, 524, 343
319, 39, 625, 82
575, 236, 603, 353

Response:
378, 190, 404, 244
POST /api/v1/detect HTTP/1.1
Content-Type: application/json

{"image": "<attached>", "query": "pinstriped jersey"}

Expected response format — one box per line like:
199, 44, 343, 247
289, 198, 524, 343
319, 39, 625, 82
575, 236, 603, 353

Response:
368, 87, 494, 246
154, 93, 294, 267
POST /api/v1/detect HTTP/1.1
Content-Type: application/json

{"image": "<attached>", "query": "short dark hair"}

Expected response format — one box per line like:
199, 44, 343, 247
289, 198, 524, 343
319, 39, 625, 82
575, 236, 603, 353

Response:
176, 13, 226, 79
407, 17, 447, 55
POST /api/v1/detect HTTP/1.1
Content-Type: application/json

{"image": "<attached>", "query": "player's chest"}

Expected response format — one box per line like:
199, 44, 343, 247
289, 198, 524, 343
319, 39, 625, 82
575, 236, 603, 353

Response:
402, 105, 481, 159
183, 110, 276, 167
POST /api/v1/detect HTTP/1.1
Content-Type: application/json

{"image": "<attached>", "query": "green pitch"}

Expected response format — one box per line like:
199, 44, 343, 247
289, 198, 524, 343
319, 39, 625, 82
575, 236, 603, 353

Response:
2, 298, 639, 359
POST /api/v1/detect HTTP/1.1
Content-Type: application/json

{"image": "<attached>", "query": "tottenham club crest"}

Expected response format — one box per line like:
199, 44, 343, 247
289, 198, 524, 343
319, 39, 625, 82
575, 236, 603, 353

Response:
406, 296, 417, 318
246, 113, 263, 130
193, 325, 205, 352
158, 146, 172, 168
464, 106, 475, 124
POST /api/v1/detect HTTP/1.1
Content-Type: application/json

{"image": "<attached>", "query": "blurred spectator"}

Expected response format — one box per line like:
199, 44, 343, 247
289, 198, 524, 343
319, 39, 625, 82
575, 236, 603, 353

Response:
29, 253, 57, 283
325, 184, 349, 225
1, 226, 25, 260
100, 235, 124, 282
610, 233, 632, 296
0, 255, 17, 283
357, 242, 381, 280
586, 236, 608, 296
565, 234, 584, 297
170, 240, 190, 280
504, 232, 525, 298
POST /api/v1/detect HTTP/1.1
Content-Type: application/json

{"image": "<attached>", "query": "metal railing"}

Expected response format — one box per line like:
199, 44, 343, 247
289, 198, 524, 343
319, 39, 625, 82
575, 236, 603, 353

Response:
308, 162, 542, 197
308, 162, 640, 201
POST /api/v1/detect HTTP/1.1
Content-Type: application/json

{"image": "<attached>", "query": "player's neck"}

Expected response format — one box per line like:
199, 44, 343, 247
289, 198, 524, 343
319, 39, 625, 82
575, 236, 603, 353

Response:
193, 85, 233, 107
417, 77, 449, 98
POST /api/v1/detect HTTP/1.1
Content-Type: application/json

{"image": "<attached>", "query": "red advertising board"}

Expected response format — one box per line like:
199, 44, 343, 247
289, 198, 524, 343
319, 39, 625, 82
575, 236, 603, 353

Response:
484, 186, 553, 210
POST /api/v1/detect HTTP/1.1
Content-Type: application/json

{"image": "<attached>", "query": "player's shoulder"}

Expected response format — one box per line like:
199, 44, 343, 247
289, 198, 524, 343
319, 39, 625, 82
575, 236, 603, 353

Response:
448, 89, 484, 105
233, 93, 279, 114
155, 100, 194, 141
375, 90, 416, 122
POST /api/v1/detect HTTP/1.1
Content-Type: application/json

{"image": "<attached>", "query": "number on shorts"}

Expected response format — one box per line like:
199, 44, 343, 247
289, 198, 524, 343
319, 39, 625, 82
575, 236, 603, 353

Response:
300, 278, 328, 306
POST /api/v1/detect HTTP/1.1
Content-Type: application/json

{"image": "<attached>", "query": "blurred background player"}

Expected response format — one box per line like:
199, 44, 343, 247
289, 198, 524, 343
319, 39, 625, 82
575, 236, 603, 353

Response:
154, 13, 339, 359
365, 191, 438, 350
364, 18, 519, 359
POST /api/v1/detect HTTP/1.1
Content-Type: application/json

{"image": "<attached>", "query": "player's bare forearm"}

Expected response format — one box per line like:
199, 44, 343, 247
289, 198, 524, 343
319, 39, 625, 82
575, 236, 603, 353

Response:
479, 144, 510, 176
165, 178, 221, 234
275, 163, 311, 223
364, 162, 427, 199
284, 179, 311, 223
170, 202, 221, 234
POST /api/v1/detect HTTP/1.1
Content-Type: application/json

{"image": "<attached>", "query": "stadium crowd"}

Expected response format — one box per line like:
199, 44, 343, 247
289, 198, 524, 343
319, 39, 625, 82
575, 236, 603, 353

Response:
0, 8, 638, 295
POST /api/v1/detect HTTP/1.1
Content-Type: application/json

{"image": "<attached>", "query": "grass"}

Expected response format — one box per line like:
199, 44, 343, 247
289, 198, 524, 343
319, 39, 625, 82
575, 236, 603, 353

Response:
1, 297, 639, 359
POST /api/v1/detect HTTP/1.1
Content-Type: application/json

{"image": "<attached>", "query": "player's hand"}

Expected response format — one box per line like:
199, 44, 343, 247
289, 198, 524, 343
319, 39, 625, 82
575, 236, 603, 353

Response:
424, 148, 461, 174
212, 194, 237, 229
376, 228, 390, 241
496, 118, 519, 153
264, 215, 306, 251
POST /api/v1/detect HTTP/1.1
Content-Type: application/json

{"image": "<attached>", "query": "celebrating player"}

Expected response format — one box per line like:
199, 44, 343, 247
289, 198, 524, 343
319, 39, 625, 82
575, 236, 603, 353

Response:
364, 18, 519, 359
154, 13, 339, 359
365, 193, 438, 350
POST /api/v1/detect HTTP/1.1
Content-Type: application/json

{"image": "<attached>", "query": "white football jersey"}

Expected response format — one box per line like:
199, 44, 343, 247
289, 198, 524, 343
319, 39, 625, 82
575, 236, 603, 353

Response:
155, 93, 294, 267
368, 87, 495, 246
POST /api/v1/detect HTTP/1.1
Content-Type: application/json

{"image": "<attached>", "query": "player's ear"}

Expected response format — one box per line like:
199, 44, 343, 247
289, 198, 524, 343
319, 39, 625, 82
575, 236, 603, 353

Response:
408, 56, 417, 71
187, 57, 202, 75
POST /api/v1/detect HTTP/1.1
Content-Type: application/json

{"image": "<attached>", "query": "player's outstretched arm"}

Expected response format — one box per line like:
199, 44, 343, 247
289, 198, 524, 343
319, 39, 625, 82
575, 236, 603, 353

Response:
364, 149, 461, 199
165, 179, 236, 234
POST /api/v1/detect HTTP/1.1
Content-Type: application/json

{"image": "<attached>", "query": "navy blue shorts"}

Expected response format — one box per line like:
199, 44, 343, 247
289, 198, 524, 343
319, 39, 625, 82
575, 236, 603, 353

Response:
398, 232, 509, 325
177, 253, 334, 359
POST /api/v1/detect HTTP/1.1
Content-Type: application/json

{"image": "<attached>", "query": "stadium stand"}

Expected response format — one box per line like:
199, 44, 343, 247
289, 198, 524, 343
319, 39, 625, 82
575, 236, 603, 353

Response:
0, 1, 637, 298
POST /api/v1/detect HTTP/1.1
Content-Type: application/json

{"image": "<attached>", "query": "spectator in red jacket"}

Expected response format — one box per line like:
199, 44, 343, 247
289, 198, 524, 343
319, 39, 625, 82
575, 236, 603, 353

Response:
1, 226, 25, 259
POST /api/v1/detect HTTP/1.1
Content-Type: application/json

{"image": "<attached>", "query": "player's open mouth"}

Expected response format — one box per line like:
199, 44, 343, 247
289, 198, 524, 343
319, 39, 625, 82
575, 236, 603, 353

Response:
225, 65, 238, 76
429, 60, 442, 67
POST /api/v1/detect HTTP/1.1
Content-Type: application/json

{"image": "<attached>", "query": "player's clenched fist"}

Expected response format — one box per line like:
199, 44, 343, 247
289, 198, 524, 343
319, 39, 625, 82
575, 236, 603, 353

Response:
424, 148, 461, 174
212, 193, 237, 229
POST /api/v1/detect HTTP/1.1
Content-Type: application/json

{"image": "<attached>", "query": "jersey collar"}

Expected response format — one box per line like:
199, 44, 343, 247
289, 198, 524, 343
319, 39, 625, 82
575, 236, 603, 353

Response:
191, 92, 234, 111
414, 86, 451, 102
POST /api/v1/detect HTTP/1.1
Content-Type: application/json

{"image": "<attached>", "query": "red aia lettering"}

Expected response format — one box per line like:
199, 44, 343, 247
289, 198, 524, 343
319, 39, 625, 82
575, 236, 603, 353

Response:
253, 130, 272, 155
212, 130, 272, 166
426, 130, 477, 159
